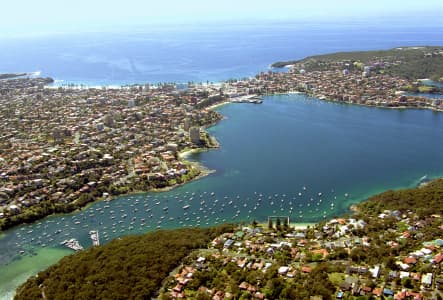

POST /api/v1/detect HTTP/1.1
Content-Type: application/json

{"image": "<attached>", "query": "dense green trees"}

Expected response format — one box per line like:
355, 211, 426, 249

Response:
272, 46, 443, 82
13, 179, 443, 299
185, 253, 337, 299
14, 225, 234, 300
357, 179, 443, 217
348, 179, 443, 264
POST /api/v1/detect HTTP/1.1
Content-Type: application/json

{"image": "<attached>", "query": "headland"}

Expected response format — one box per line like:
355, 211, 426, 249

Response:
14, 179, 443, 299
1, 46, 443, 232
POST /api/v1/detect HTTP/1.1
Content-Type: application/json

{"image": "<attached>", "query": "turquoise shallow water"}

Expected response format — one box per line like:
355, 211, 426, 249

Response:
1, 94, 443, 298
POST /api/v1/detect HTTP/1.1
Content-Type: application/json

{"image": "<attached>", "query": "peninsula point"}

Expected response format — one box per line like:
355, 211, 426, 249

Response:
1, 46, 443, 232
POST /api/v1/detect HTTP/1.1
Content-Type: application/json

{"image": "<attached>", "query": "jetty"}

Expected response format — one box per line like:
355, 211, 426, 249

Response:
230, 94, 263, 104
89, 230, 100, 246
60, 238, 84, 251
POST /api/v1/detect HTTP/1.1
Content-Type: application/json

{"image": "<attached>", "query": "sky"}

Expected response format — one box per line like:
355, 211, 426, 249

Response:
3, 0, 443, 36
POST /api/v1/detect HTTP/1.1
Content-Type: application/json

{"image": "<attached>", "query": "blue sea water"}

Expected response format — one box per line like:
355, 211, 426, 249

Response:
1, 20, 443, 85
407, 92, 443, 99
1, 19, 443, 299
2, 94, 443, 298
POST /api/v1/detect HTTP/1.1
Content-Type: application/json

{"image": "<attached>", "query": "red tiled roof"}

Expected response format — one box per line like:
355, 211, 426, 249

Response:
362, 286, 372, 292
372, 288, 383, 296
433, 253, 443, 264
404, 256, 417, 264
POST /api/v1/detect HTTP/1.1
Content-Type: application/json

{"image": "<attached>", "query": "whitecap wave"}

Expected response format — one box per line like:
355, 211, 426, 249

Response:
29, 71, 41, 77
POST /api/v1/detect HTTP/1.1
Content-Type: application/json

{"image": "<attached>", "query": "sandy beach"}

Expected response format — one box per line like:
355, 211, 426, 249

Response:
257, 222, 316, 230
291, 222, 316, 230
178, 147, 209, 159
206, 100, 231, 110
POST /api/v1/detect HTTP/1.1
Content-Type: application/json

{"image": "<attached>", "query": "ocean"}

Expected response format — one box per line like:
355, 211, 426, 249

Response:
1, 19, 443, 299
2, 20, 443, 85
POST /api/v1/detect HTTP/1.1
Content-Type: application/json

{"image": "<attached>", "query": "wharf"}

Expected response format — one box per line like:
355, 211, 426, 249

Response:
89, 230, 100, 246
230, 95, 263, 104
60, 238, 84, 251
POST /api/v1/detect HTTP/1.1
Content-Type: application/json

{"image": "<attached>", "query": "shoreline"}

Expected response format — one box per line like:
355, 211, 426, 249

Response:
257, 222, 316, 230
0, 100, 225, 232
46, 81, 443, 114
1, 90, 441, 233
3, 91, 440, 233
51, 81, 443, 114
3, 46, 443, 231
2, 146, 219, 229
3, 45, 443, 300
206, 100, 231, 110
0, 145, 221, 233
270, 91, 443, 113
344, 173, 443, 217
292, 222, 316, 230
149, 168, 214, 193
178, 147, 210, 159
151, 156, 216, 193
296, 91, 443, 113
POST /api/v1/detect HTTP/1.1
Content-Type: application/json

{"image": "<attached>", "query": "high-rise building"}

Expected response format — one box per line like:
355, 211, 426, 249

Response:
183, 118, 191, 131
189, 127, 201, 144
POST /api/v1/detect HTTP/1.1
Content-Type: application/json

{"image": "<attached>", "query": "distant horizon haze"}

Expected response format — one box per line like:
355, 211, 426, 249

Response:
2, 0, 443, 37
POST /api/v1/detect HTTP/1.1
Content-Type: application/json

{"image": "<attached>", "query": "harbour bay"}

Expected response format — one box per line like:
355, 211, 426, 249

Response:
2, 18, 443, 299
1, 94, 443, 298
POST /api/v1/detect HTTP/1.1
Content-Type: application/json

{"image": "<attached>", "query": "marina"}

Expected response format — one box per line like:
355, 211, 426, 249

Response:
230, 95, 263, 104
1, 95, 443, 298
2, 184, 351, 262
60, 239, 84, 251
0, 13, 443, 298
89, 230, 100, 247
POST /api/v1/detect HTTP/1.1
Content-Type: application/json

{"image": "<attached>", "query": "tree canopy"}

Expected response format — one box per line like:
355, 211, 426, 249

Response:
14, 225, 234, 300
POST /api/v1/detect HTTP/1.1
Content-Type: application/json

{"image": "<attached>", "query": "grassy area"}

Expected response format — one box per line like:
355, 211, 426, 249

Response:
328, 272, 346, 286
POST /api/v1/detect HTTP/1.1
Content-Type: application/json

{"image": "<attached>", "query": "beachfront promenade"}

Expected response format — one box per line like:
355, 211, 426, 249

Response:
0, 50, 442, 230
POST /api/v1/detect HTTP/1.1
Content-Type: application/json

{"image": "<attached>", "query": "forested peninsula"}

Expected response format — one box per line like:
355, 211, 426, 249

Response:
14, 225, 235, 300
2, 46, 443, 232
14, 180, 443, 299
272, 46, 443, 82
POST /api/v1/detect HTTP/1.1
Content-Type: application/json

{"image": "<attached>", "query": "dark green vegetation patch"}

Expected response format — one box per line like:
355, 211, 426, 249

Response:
13, 180, 443, 299
273, 46, 443, 81
357, 178, 443, 218
14, 225, 234, 300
